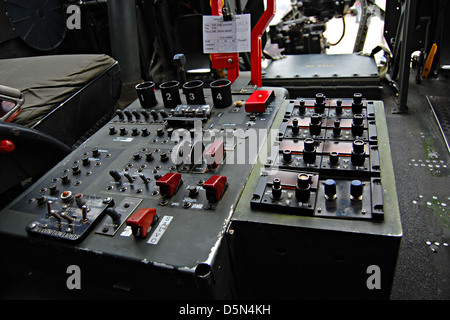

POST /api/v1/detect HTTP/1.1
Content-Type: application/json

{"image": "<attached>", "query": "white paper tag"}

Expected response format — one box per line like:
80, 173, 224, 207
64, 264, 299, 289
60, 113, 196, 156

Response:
202, 14, 251, 53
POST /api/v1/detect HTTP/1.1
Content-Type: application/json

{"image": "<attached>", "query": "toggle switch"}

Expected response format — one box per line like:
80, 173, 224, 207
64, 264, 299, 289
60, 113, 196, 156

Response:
105, 207, 122, 225
156, 172, 182, 197
109, 170, 122, 182
126, 207, 158, 238
203, 175, 227, 202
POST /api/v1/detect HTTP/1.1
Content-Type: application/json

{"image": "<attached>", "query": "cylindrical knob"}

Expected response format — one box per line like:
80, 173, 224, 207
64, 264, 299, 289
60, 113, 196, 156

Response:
109, 126, 117, 135
333, 119, 341, 136
324, 179, 337, 200
298, 99, 306, 114
352, 93, 363, 114
352, 114, 364, 136
350, 180, 363, 200
141, 128, 150, 136
309, 114, 322, 136
303, 138, 316, 164
188, 185, 199, 198
131, 127, 140, 136
351, 140, 366, 166
282, 149, 292, 163
329, 151, 340, 165
119, 127, 128, 136
315, 93, 325, 113
271, 178, 282, 199
295, 173, 311, 202
292, 118, 300, 135
145, 152, 154, 161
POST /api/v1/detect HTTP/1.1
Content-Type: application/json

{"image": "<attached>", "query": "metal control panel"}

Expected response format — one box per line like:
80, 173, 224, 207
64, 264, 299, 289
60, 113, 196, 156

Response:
0, 76, 401, 299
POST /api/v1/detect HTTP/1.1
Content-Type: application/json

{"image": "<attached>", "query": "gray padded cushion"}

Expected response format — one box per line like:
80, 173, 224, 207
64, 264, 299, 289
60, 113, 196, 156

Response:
0, 54, 116, 127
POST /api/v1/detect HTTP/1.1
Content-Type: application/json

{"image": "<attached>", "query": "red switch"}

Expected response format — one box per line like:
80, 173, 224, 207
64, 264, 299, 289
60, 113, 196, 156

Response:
203, 175, 227, 202
156, 172, 182, 197
0, 140, 15, 154
204, 140, 224, 169
126, 207, 158, 238
245, 90, 274, 113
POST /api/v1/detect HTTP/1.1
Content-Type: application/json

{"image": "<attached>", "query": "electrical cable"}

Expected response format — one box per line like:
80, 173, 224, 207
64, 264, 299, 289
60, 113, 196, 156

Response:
329, 15, 346, 46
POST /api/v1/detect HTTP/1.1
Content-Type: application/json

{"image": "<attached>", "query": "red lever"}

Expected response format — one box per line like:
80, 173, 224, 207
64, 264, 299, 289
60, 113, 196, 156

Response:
203, 175, 227, 202
251, 0, 276, 87
245, 90, 274, 113
210, 0, 239, 83
0, 140, 15, 154
204, 140, 225, 169
156, 172, 182, 197
126, 208, 158, 238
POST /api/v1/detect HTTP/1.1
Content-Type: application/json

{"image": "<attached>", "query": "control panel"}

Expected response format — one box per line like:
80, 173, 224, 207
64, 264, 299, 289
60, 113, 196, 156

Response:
0, 75, 401, 300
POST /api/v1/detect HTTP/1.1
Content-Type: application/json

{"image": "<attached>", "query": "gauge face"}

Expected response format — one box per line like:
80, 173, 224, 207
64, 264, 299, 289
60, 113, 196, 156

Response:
6, 0, 67, 51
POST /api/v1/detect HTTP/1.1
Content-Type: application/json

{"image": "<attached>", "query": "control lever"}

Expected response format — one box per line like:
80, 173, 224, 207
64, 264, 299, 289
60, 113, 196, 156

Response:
173, 54, 187, 84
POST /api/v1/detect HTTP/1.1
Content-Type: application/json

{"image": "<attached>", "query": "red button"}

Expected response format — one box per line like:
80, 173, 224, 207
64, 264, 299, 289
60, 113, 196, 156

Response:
156, 172, 182, 197
126, 208, 158, 238
0, 140, 15, 154
203, 175, 227, 202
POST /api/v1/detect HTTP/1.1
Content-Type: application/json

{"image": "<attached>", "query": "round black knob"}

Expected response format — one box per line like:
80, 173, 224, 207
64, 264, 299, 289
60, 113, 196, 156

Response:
188, 185, 199, 198
160, 152, 169, 162
353, 93, 363, 104
333, 119, 341, 136
119, 127, 128, 136
295, 173, 311, 202
109, 126, 117, 135
81, 156, 90, 166
292, 118, 300, 135
271, 178, 282, 199
329, 151, 340, 165
157, 128, 164, 136
283, 149, 292, 163
145, 152, 154, 161
133, 152, 142, 160
304, 138, 315, 152
131, 127, 140, 136
141, 128, 150, 137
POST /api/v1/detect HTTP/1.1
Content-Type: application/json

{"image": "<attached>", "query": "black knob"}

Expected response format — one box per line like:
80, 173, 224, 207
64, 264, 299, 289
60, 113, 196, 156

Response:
132, 152, 141, 161
131, 127, 140, 136
61, 174, 71, 185
72, 165, 81, 175
145, 152, 154, 161
292, 118, 300, 135
333, 119, 341, 136
119, 127, 128, 136
109, 126, 117, 135
335, 99, 343, 115
132, 110, 141, 120
139, 173, 150, 184
303, 138, 316, 164
123, 110, 133, 122
271, 178, 282, 199
81, 156, 90, 166
157, 128, 164, 136
92, 148, 100, 157
315, 93, 325, 113
329, 151, 340, 165
350, 180, 363, 200
352, 93, 363, 114
298, 99, 306, 114
309, 114, 322, 136
160, 152, 169, 162
141, 128, 150, 137
295, 173, 311, 202
351, 114, 364, 137
141, 110, 150, 120
282, 149, 292, 163
324, 179, 337, 200
188, 185, 199, 198
351, 140, 366, 166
